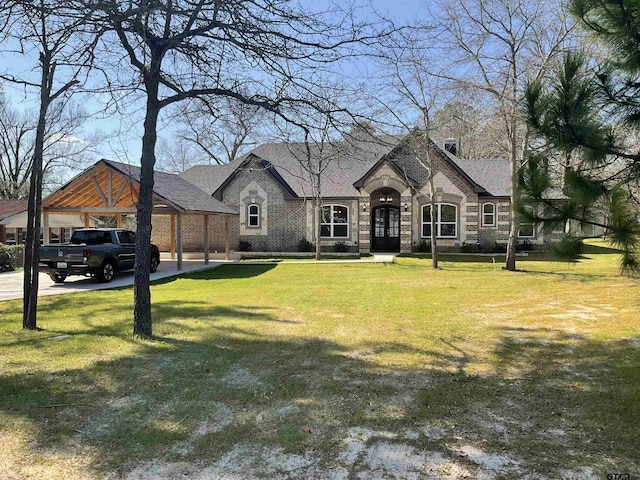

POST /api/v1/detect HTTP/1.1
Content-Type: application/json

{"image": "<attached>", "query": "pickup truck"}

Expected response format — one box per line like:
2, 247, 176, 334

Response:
38, 228, 160, 283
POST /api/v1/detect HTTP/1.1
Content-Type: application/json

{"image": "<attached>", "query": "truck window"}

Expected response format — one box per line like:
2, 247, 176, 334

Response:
70, 231, 113, 245
117, 231, 136, 244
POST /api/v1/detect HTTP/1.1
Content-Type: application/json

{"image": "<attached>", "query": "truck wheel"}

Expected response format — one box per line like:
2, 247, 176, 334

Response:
49, 273, 67, 283
97, 261, 115, 283
150, 255, 159, 273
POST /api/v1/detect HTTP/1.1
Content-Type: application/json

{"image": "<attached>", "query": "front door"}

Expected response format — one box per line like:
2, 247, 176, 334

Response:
372, 206, 400, 252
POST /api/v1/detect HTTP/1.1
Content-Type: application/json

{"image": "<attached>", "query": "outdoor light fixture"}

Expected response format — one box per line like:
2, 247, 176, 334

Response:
362, 204, 367, 212
404, 203, 408, 212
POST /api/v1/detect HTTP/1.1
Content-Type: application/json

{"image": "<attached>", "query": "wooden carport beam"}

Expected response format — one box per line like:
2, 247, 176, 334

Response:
170, 213, 176, 260
43, 211, 50, 244
204, 215, 209, 265
225, 215, 230, 261
176, 213, 183, 271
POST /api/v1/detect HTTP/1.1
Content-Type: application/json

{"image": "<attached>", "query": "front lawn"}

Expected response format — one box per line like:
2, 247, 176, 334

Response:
0, 242, 638, 478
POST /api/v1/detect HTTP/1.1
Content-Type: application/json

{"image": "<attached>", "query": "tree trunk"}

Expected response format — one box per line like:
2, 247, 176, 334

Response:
314, 198, 321, 260
504, 120, 519, 271
22, 59, 51, 330
133, 75, 160, 338
428, 174, 439, 269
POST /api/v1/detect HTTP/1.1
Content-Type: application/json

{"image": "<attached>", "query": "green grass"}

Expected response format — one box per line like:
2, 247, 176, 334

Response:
0, 240, 638, 478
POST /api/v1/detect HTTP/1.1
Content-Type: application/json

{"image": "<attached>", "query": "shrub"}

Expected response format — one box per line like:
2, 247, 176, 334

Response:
517, 240, 535, 252
490, 242, 507, 254
0, 244, 23, 271
238, 240, 252, 252
297, 238, 314, 252
460, 242, 480, 253
416, 240, 431, 253
333, 241, 349, 253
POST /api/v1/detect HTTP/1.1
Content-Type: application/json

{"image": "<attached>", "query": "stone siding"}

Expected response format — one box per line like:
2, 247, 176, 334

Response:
223, 163, 306, 252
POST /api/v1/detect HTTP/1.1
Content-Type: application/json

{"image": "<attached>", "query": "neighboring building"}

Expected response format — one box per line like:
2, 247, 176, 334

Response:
176, 132, 565, 253
0, 199, 87, 245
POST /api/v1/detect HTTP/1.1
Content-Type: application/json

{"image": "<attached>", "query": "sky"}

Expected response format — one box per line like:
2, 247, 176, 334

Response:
0, 0, 426, 171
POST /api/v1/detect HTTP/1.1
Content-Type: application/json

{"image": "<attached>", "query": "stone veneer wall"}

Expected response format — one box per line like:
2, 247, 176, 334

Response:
411, 151, 479, 250
223, 163, 306, 252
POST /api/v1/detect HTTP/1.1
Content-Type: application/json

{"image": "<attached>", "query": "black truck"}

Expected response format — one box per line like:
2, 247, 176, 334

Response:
38, 228, 160, 283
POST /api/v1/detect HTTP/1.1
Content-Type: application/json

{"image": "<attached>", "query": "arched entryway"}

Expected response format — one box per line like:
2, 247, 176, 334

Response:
371, 188, 400, 252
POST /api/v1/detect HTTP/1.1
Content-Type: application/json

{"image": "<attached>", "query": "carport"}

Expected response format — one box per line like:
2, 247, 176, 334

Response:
42, 159, 238, 270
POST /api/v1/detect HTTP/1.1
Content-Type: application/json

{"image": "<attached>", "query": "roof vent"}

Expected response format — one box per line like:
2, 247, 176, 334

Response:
444, 138, 458, 156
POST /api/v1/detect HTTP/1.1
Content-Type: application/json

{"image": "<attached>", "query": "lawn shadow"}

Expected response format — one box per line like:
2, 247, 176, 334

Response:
1, 321, 638, 478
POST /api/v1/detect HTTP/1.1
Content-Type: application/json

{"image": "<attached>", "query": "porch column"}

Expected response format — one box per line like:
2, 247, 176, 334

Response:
17, 228, 23, 244
400, 193, 413, 253
43, 211, 50, 244
84, 213, 90, 227
170, 213, 176, 260
176, 212, 183, 271
0, 225, 6, 243
203, 214, 209, 265
224, 215, 230, 260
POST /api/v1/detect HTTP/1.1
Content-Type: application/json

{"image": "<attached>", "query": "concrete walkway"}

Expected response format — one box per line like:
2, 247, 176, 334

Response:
233, 253, 398, 265
0, 260, 230, 302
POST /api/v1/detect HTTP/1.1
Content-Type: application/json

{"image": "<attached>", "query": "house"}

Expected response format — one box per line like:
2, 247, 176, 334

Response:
0, 199, 87, 245
173, 131, 565, 254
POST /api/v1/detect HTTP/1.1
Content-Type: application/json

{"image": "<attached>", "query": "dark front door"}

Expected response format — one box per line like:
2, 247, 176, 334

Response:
372, 206, 400, 252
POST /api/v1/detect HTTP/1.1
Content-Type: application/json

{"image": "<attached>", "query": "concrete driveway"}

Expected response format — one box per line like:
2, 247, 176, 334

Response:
0, 260, 229, 302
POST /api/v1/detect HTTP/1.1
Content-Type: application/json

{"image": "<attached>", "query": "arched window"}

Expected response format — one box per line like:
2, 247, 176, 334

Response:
320, 205, 349, 238
482, 202, 496, 227
247, 204, 260, 228
421, 203, 458, 238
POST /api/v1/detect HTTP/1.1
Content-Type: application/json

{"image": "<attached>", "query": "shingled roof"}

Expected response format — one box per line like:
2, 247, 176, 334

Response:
179, 133, 513, 199
102, 160, 237, 215
0, 199, 28, 222
181, 135, 402, 198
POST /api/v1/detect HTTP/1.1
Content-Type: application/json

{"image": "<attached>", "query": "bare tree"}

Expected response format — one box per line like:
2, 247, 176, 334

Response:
374, 31, 451, 268
0, 96, 97, 199
0, 0, 98, 330
176, 96, 268, 165
433, 0, 575, 270
86, 0, 390, 337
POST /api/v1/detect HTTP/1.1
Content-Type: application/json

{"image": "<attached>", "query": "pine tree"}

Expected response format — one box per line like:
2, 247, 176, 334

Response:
521, 0, 640, 274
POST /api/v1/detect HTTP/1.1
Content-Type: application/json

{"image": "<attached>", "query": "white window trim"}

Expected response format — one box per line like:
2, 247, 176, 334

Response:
518, 206, 536, 238
421, 203, 458, 239
481, 202, 496, 227
247, 204, 260, 228
321, 204, 349, 238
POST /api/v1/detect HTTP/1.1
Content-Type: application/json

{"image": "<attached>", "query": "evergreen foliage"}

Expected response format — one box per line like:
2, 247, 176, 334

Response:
521, 0, 640, 274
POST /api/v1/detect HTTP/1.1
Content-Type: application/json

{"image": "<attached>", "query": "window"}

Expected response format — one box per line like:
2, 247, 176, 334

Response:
117, 231, 136, 244
321, 205, 348, 238
482, 203, 496, 227
247, 204, 260, 228
422, 203, 458, 238
50, 228, 61, 244
518, 206, 535, 238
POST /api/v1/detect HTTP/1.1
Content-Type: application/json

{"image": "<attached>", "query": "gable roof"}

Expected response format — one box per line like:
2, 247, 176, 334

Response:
181, 135, 401, 198
180, 158, 244, 196
179, 133, 513, 199
43, 159, 237, 215
101, 160, 237, 215
0, 199, 28, 222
